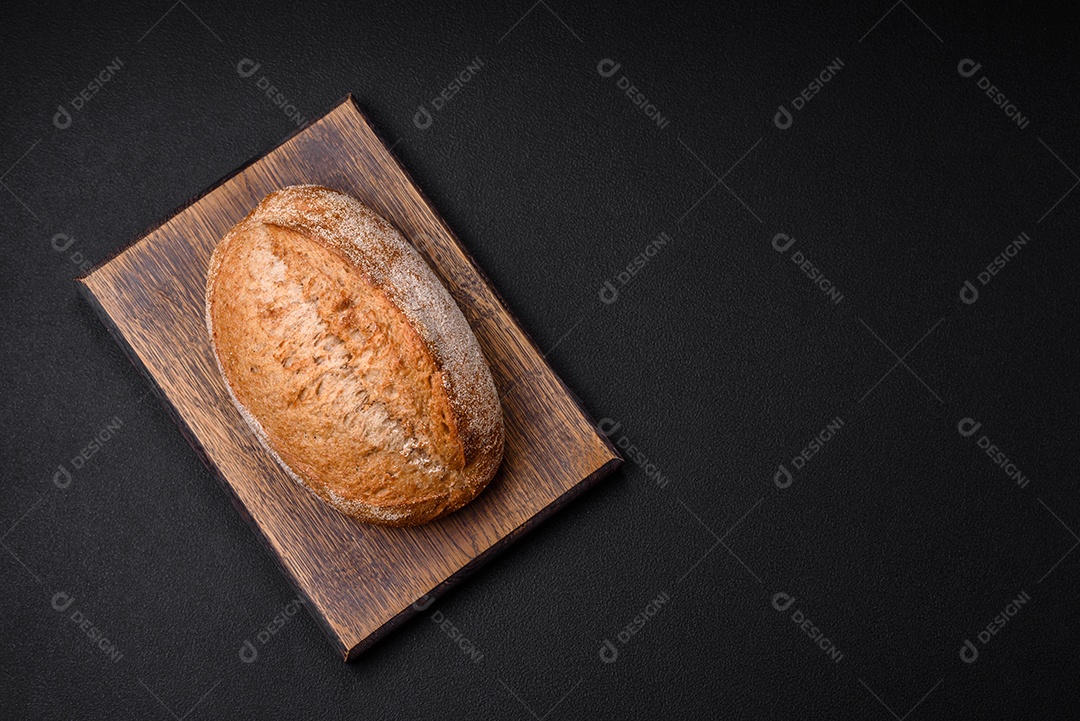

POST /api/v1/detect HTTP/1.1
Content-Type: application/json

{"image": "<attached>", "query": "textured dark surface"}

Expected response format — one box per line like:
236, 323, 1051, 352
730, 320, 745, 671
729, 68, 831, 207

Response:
2, 1, 1078, 718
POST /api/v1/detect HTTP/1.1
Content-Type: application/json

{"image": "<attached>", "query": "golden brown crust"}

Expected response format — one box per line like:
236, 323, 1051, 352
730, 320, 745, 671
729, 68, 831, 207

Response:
205, 186, 503, 526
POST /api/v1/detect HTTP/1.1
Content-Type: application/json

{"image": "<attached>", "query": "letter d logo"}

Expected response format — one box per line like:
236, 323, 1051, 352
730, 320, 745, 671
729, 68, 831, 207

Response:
53, 105, 72, 130
51, 233, 75, 252
599, 280, 619, 305
598, 639, 619, 664
959, 639, 978, 664
773, 464, 792, 489
772, 592, 795, 612
239, 639, 258, 663
959, 280, 979, 304
597, 418, 622, 437
773, 104, 793, 130
237, 58, 261, 78
957, 418, 981, 437
597, 58, 621, 78
412, 594, 435, 611
771, 233, 795, 253
51, 591, 75, 612
413, 105, 433, 130
957, 59, 981, 78
52, 464, 72, 489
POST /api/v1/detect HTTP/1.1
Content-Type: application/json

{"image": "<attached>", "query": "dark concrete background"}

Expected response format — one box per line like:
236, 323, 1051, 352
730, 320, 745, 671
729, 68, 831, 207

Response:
2, 1, 1079, 718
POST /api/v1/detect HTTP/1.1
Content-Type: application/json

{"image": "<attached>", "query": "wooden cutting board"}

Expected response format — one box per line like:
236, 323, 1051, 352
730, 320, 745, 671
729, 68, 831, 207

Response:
77, 95, 621, 661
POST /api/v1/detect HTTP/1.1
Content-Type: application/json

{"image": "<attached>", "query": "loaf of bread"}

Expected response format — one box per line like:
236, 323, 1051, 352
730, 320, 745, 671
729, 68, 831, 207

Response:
205, 185, 503, 526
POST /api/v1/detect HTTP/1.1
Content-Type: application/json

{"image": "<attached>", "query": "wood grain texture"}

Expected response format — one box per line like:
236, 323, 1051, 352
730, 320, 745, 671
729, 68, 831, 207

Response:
77, 95, 621, 661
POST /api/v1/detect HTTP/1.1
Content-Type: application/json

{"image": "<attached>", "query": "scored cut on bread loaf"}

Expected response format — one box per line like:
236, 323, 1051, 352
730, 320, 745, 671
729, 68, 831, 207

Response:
205, 185, 504, 526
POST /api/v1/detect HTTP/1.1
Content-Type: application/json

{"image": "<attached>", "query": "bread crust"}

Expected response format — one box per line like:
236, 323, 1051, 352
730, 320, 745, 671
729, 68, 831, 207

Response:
206, 185, 503, 526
